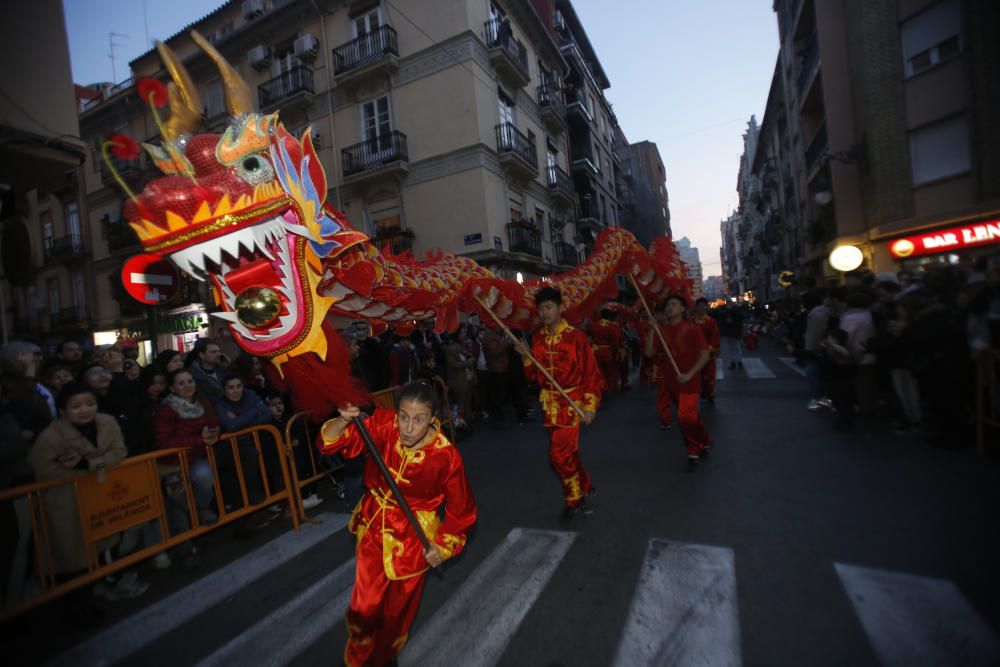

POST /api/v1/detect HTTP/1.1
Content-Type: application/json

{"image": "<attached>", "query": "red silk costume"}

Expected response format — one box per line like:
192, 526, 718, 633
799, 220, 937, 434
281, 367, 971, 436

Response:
589, 318, 623, 392
637, 319, 659, 386
692, 314, 720, 400
320, 409, 477, 667
523, 319, 603, 508
651, 320, 711, 457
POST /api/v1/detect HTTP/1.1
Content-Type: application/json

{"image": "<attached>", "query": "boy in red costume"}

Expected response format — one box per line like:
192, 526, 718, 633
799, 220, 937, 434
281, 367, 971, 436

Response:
691, 297, 720, 403
321, 381, 477, 667
644, 295, 712, 470
513, 287, 603, 517
588, 307, 623, 393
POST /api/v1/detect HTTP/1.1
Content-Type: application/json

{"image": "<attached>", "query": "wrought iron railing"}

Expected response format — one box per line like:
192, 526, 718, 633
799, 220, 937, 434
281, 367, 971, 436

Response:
554, 241, 578, 266
50, 306, 88, 328
341, 131, 409, 176
484, 18, 529, 80
258, 66, 314, 109
538, 85, 565, 117
44, 234, 85, 262
805, 123, 827, 171
495, 123, 537, 169
333, 25, 399, 76
374, 228, 414, 255
506, 222, 542, 257
546, 164, 573, 197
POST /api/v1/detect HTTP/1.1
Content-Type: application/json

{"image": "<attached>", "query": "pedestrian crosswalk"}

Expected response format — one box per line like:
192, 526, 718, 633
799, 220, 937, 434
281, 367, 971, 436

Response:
716, 356, 806, 381
49, 517, 1000, 667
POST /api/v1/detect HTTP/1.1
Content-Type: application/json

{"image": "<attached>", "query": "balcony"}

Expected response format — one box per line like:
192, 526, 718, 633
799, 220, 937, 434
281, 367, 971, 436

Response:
485, 19, 530, 88
797, 33, 820, 98
49, 306, 89, 330
495, 123, 538, 180
577, 201, 603, 236
506, 222, 542, 257
332, 25, 399, 86
101, 157, 142, 188
341, 131, 409, 184
537, 85, 566, 133
374, 228, 414, 255
805, 123, 828, 174
44, 234, 85, 263
258, 66, 314, 111
554, 241, 579, 267
565, 88, 592, 127
546, 164, 576, 208
571, 146, 599, 177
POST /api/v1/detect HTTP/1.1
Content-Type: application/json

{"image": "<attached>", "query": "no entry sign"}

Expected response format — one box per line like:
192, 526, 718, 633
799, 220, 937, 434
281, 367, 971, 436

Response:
121, 255, 180, 305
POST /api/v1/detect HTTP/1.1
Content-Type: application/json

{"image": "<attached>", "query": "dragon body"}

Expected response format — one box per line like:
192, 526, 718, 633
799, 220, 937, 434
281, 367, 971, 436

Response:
121, 33, 689, 413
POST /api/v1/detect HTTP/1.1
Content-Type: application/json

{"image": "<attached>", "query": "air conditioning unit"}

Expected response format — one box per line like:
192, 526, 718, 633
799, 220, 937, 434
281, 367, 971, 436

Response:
553, 10, 567, 32
293, 34, 320, 59
248, 44, 271, 70
242, 0, 265, 21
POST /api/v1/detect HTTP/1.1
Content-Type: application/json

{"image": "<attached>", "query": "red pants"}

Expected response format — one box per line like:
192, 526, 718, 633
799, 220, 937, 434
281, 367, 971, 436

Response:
701, 359, 716, 400
345, 532, 427, 667
656, 382, 675, 426
598, 357, 620, 393
548, 426, 592, 508
657, 386, 710, 457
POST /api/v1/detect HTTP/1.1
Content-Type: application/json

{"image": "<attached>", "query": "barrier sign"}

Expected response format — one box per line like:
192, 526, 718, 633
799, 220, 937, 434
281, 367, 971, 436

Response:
122, 254, 180, 304
76, 462, 160, 543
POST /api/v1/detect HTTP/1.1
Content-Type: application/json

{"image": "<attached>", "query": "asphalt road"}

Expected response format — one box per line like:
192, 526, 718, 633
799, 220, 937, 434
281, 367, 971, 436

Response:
19, 340, 1000, 666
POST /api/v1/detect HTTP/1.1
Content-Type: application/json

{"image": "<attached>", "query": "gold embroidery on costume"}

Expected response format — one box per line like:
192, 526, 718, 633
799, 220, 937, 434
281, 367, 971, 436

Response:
562, 473, 583, 502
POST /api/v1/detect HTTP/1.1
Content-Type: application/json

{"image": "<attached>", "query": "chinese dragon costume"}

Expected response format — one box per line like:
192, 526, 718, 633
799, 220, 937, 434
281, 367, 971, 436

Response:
118, 32, 690, 416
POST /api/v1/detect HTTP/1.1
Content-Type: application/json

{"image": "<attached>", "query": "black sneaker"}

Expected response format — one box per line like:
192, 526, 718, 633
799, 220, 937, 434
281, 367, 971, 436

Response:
659, 422, 673, 431
700, 446, 711, 460
560, 506, 581, 520
686, 455, 700, 471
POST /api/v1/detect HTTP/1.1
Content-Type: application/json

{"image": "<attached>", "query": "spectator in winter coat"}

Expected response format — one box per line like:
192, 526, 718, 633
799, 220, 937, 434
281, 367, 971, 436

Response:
211, 374, 272, 509
185, 339, 226, 399
153, 369, 221, 525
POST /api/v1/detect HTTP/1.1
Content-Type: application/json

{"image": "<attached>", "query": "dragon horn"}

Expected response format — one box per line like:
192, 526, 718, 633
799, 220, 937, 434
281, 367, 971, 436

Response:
190, 30, 253, 116
155, 40, 203, 143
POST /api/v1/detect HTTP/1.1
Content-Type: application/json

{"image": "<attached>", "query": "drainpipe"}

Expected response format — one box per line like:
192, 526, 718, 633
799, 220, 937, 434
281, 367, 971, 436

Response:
310, 0, 343, 211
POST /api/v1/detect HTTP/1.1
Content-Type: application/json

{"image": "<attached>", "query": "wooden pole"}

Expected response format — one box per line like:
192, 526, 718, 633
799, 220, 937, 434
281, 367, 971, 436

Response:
473, 293, 587, 419
628, 273, 681, 376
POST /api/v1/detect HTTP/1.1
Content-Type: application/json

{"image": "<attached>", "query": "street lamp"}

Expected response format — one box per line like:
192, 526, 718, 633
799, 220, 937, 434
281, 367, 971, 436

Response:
829, 245, 864, 272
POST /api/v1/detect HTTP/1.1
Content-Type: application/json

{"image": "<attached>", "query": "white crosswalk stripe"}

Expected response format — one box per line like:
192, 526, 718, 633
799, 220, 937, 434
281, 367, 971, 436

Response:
716, 364, 725, 380
47, 512, 351, 667
401, 527, 576, 666
836, 563, 1000, 667
779, 357, 807, 377
740, 357, 776, 379
612, 540, 741, 667
195, 557, 356, 667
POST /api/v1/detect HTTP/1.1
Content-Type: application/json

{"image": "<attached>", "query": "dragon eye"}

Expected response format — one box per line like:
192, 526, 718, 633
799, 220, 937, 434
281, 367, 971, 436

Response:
236, 154, 274, 185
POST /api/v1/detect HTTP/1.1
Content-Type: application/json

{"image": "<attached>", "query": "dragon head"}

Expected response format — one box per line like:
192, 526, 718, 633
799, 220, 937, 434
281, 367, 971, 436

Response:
123, 32, 367, 367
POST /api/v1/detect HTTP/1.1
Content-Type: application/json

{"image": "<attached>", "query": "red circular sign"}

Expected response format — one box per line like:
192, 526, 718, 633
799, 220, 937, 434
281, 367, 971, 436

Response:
121, 255, 180, 305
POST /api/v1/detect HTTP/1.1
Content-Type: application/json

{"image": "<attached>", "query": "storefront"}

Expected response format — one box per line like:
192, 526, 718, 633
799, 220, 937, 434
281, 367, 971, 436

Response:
877, 217, 1000, 271
92, 305, 210, 360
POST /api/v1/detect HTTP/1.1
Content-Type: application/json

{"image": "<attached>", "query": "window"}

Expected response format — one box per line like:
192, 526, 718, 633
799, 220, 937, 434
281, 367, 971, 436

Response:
43, 219, 54, 252
204, 79, 225, 118
362, 95, 392, 150
47, 277, 60, 315
65, 202, 80, 247
497, 89, 515, 126
909, 115, 970, 185
535, 208, 545, 237
901, 0, 961, 77
72, 272, 86, 317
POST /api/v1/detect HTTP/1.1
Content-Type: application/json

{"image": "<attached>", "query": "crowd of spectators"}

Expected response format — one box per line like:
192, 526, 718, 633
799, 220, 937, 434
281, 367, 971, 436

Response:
739, 258, 1000, 445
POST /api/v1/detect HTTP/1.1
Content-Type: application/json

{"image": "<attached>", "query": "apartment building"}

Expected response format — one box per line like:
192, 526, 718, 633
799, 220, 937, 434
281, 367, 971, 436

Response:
770, 0, 1000, 281
675, 237, 704, 300
70, 0, 647, 350
0, 0, 89, 347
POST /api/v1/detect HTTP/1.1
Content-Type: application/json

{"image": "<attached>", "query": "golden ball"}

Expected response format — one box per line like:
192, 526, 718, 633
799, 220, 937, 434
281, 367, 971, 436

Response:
235, 286, 282, 329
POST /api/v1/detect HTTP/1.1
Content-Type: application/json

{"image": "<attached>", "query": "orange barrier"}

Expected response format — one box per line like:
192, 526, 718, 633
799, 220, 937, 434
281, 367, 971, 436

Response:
0, 424, 297, 621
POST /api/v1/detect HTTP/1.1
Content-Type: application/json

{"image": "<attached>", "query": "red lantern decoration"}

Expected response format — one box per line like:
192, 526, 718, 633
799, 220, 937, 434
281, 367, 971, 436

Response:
137, 78, 169, 108
108, 134, 140, 160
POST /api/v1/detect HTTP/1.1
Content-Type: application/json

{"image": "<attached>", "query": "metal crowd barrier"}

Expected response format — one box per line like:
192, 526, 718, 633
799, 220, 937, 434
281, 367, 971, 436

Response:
0, 424, 297, 621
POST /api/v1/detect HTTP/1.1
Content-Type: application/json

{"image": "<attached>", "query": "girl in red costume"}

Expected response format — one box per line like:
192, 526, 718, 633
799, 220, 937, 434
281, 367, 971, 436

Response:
321, 381, 477, 667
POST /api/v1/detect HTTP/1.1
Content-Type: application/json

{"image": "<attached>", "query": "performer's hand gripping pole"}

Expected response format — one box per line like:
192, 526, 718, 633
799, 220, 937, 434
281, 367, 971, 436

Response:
628, 273, 681, 376
351, 416, 431, 552
473, 293, 587, 420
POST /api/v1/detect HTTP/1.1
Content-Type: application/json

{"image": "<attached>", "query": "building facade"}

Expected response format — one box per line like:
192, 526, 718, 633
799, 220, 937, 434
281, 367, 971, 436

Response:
64, 0, 647, 352
675, 237, 704, 299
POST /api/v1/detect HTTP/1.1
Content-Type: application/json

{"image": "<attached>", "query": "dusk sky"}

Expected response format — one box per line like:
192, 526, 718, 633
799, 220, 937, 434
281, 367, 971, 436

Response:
63, 0, 779, 278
